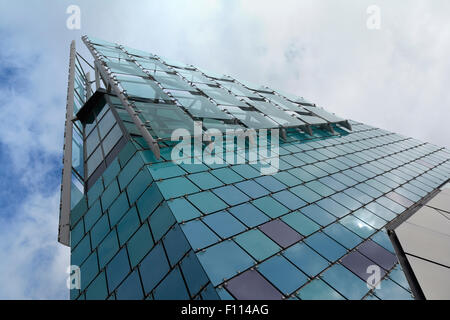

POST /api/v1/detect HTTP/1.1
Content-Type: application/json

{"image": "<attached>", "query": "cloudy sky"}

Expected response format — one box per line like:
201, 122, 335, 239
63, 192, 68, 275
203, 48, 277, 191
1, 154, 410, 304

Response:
0, 0, 449, 299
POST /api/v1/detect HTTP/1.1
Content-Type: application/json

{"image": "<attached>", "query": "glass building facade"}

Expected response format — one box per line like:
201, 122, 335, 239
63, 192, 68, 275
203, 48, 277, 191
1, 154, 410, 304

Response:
60, 36, 450, 300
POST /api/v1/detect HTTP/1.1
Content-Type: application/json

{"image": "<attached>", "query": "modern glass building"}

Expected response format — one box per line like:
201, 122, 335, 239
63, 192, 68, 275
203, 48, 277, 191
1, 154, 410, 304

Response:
59, 36, 450, 300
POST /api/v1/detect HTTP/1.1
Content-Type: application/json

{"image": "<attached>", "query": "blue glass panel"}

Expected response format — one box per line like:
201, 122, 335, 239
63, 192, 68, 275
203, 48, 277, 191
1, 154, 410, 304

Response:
136, 183, 163, 221
180, 251, 209, 297
300, 204, 336, 227
228, 203, 269, 228
117, 206, 140, 246
196, 240, 255, 286
304, 232, 347, 262
127, 222, 154, 267
272, 190, 307, 210
149, 203, 175, 242
187, 191, 227, 214
153, 267, 190, 300
290, 185, 321, 203
181, 219, 220, 250
116, 269, 144, 300
202, 210, 246, 238
80, 251, 99, 291
156, 176, 200, 199
212, 185, 250, 206
106, 248, 131, 292
234, 229, 281, 261
234, 180, 270, 199
254, 175, 286, 192
316, 198, 350, 218
257, 255, 308, 295
373, 278, 413, 300
281, 211, 320, 236
283, 242, 329, 277
85, 272, 108, 300
162, 224, 190, 267
321, 264, 368, 300
108, 192, 129, 227
187, 172, 224, 190
91, 214, 110, 248
98, 230, 119, 269
252, 196, 289, 218
139, 243, 170, 294
323, 222, 363, 249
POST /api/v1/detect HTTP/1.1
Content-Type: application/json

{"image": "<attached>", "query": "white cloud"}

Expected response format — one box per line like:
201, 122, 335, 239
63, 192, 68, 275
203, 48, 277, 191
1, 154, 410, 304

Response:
0, 0, 449, 299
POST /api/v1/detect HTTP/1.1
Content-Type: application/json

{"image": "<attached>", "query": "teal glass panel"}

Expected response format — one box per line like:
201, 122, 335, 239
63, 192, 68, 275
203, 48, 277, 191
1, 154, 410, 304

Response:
272, 190, 307, 210
187, 172, 224, 190
197, 240, 255, 286
281, 211, 320, 236
180, 220, 220, 250
136, 183, 163, 221
254, 175, 286, 192
102, 159, 120, 188
297, 279, 344, 300
371, 230, 395, 253
153, 267, 190, 300
117, 206, 140, 246
98, 110, 116, 139
212, 185, 250, 206
80, 251, 99, 291
283, 242, 329, 277
84, 200, 102, 232
98, 230, 119, 269
231, 164, 260, 179
86, 272, 108, 300
139, 243, 170, 294
290, 185, 321, 203
116, 269, 144, 300
187, 191, 227, 214
234, 229, 281, 261
118, 154, 144, 189
101, 180, 120, 210
257, 255, 308, 295
87, 146, 103, 177
70, 219, 84, 248
210, 167, 245, 184
167, 198, 201, 222
106, 248, 131, 292
156, 176, 200, 199
252, 196, 289, 218
108, 192, 130, 226
147, 162, 186, 180
305, 180, 335, 197
202, 211, 246, 238
91, 214, 110, 248
149, 203, 175, 242
272, 171, 302, 187
180, 251, 210, 297
162, 224, 190, 267
126, 168, 152, 204
228, 203, 269, 228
